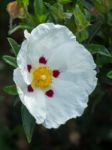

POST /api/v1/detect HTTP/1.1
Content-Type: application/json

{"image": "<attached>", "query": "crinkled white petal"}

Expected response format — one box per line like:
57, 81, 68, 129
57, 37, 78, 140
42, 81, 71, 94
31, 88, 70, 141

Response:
47, 40, 96, 71
59, 70, 97, 97
13, 68, 46, 124
26, 23, 76, 67
43, 79, 90, 129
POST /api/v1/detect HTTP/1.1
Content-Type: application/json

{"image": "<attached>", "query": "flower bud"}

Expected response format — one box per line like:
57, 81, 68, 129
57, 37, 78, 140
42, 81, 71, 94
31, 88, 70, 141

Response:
6, 1, 24, 19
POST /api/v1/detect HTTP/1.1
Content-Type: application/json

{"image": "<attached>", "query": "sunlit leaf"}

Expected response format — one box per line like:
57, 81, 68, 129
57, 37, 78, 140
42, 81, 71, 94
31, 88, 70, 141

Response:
17, 0, 29, 8
34, 0, 47, 23
73, 4, 90, 30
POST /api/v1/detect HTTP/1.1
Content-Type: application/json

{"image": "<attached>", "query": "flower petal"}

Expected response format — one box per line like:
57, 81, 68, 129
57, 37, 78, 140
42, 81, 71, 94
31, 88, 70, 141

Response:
48, 40, 96, 71
17, 40, 31, 84
26, 23, 76, 67
43, 76, 96, 129
13, 68, 46, 124
24, 30, 31, 39
58, 70, 97, 98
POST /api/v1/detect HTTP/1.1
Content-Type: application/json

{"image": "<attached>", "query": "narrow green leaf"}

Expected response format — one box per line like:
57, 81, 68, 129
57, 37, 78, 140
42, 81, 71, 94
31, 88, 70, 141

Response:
8, 24, 32, 35
107, 71, 112, 79
3, 55, 17, 68
73, 4, 90, 31
88, 44, 112, 57
3, 85, 17, 95
17, 0, 29, 7
8, 38, 20, 55
87, 20, 102, 44
34, 0, 47, 23
21, 105, 35, 143
34, 0, 44, 16
58, 0, 72, 4
45, 3, 65, 20
76, 29, 89, 42
23, 0, 29, 7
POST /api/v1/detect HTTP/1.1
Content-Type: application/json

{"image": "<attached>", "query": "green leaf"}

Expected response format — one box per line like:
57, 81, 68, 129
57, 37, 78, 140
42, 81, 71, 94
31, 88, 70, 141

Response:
8, 38, 20, 56
3, 85, 17, 95
73, 4, 90, 31
23, 0, 29, 7
87, 20, 102, 44
92, 0, 112, 13
76, 29, 89, 42
88, 44, 112, 57
58, 0, 72, 4
34, 0, 44, 16
107, 71, 112, 79
3, 55, 17, 68
17, 0, 29, 8
45, 3, 65, 21
8, 24, 32, 35
21, 105, 35, 143
34, 0, 47, 23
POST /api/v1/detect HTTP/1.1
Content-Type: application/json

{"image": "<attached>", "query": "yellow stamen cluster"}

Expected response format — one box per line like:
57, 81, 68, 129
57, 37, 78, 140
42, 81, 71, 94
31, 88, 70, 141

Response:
31, 66, 52, 89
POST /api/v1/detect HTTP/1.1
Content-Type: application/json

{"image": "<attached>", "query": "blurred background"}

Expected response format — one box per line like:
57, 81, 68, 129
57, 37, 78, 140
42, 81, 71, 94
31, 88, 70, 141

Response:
0, 0, 112, 150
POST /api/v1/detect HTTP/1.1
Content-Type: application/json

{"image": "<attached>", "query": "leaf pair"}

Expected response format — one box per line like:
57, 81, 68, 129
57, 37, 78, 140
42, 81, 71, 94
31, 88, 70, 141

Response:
3, 38, 20, 68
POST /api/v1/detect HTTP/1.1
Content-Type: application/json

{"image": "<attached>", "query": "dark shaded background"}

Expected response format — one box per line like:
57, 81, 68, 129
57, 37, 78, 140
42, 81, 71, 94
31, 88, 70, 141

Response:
0, 0, 112, 150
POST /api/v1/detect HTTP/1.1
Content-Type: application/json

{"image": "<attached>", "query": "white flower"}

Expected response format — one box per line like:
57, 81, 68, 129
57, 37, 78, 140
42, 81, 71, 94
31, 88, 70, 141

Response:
13, 23, 97, 129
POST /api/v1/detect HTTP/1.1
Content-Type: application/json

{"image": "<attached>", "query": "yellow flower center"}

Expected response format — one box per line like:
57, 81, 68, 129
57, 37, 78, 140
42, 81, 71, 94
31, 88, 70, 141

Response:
31, 66, 52, 89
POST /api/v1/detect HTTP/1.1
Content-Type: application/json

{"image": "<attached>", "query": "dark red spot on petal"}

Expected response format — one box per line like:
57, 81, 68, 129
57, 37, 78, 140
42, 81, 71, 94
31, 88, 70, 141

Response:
39, 56, 47, 64
53, 70, 60, 78
27, 85, 34, 92
27, 64, 32, 72
45, 89, 54, 98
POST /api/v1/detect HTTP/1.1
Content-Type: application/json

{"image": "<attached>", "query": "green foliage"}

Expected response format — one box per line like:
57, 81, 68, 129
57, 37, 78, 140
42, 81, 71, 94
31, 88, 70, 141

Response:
34, 0, 46, 23
92, 0, 112, 13
88, 44, 112, 57
58, 0, 72, 4
8, 24, 33, 35
107, 70, 112, 79
17, 0, 29, 8
34, 0, 44, 16
73, 5, 90, 30
45, 2, 66, 22
8, 38, 20, 56
3, 85, 17, 95
3, 55, 17, 68
21, 105, 36, 143
73, 4, 90, 41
